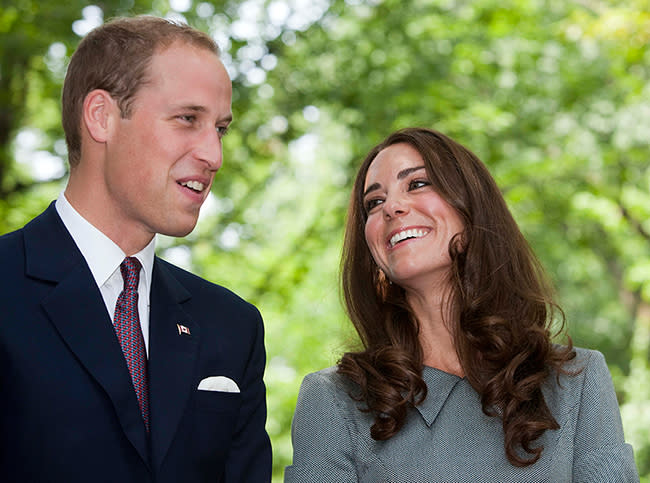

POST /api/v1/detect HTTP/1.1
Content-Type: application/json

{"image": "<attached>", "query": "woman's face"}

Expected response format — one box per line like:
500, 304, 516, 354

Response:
362, 143, 464, 291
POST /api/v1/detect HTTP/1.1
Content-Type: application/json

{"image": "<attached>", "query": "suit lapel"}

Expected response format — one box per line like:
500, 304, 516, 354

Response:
24, 203, 150, 466
147, 259, 200, 471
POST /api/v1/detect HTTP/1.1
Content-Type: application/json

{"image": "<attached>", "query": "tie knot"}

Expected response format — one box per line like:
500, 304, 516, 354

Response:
120, 257, 141, 291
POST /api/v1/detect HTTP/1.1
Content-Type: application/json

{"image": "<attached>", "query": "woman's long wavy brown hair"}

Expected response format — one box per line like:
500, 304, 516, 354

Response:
338, 127, 575, 467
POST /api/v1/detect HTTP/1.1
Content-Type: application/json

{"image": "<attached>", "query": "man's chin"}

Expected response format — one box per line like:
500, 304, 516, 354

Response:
161, 221, 198, 238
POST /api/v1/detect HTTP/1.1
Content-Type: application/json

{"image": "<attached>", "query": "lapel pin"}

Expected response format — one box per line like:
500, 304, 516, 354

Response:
177, 323, 191, 336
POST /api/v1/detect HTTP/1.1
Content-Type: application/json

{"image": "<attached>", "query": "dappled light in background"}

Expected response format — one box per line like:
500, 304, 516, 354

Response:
72, 5, 103, 36
14, 129, 66, 182
1, 0, 649, 480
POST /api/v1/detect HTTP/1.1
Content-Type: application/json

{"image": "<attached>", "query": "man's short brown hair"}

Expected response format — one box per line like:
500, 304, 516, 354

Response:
61, 16, 220, 167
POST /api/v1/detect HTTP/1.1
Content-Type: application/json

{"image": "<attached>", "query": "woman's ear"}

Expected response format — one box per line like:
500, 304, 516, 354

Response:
453, 230, 467, 254
82, 89, 117, 143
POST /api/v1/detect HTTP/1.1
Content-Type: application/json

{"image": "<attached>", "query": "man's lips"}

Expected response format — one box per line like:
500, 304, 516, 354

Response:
387, 227, 431, 248
180, 180, 205, 192
177, 177, 210, 194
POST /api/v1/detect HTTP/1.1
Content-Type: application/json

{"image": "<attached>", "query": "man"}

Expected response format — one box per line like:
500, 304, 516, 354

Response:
0, 16, 271, 482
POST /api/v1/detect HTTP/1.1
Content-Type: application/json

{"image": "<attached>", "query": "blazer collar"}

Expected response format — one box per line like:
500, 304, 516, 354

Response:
25, 203, 150, 468
25, 204, 203, 472
23, 202, 84, 282
147, 258, 200, 471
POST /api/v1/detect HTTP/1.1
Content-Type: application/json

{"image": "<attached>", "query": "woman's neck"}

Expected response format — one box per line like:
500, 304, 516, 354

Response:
406, 287, 464, 377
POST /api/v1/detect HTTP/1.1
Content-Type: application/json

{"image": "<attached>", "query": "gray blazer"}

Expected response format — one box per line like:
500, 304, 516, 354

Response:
285, 348, 638, 482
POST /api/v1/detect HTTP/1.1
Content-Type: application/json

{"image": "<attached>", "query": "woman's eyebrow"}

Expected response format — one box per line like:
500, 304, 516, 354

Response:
363, 183, 381, 197
363, 166, 426, 197
397, 165, 425, 180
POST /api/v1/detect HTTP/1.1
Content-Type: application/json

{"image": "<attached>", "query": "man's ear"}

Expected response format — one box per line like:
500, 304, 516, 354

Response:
82, 89, 118, 143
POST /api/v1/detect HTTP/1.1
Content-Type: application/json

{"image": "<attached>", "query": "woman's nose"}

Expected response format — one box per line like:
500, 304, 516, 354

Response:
382, 195, 408, 219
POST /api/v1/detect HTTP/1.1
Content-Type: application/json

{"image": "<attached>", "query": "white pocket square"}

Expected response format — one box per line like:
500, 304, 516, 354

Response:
197, 376, 240, 393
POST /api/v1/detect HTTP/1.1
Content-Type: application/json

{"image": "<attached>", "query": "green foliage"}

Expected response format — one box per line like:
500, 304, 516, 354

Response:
1, 0, 649, 479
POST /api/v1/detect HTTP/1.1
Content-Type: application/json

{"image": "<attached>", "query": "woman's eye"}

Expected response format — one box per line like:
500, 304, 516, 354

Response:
364, 198, 383, 213
409, 179, 430, 190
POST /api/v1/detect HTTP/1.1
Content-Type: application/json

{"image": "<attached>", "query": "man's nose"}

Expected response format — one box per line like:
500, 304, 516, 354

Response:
194, 128, 223, 171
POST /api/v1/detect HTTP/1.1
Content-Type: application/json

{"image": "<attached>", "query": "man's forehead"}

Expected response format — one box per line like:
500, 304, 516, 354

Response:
153, 40, 220, 61
144, 45, 230, 91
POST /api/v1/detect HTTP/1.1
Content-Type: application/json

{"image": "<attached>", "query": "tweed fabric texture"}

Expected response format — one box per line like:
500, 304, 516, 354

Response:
285, 348, 639, 482
114, 257, 149, 431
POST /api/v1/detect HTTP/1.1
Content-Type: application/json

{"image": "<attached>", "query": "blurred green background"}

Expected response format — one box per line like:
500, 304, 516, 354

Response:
1, 0, 649, 480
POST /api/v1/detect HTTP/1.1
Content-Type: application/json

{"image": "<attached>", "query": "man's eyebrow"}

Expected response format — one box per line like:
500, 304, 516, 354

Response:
363, 166, 426, 197
173, 104, 206, 112
172, 105, 233, 123
218, 113, 233, 124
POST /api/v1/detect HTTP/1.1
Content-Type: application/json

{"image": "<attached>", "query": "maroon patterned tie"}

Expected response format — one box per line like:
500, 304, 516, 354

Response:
114, 257, 150, 431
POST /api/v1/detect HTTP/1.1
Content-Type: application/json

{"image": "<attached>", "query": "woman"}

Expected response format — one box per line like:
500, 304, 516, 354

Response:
285, 128, 638, 482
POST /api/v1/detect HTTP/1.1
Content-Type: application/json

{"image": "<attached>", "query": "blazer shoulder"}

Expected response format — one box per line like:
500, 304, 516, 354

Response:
0, 228, 26, 282
544, 346, 618, 423
0, 226, 24, 253
154, 257, 260, 315
294, 365, 360, 431
288, 366, 370, 482
298, 366, 362, 414
557, 346, 610, 385
1, 202, 76, 272
559, 348, 639, 481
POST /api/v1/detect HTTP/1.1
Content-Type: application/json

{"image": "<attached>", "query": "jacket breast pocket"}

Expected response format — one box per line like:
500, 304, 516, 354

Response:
184, 390, 243, 470
194, 389, 242, 413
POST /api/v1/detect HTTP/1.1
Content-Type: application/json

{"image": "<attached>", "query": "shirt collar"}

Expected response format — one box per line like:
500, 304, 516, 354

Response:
55, 192, 155, 290
414, 366, 464, 427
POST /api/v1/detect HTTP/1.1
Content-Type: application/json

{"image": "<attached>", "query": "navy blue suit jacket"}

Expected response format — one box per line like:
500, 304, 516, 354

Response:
0, 203, 271, 482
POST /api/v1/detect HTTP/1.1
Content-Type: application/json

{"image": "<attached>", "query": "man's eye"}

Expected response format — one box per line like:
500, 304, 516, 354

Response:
216, 126, 230, 137
178, 115, 196, 123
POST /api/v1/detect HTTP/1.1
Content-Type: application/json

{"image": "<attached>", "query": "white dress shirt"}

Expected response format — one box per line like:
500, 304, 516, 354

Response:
55, 193, 155, 357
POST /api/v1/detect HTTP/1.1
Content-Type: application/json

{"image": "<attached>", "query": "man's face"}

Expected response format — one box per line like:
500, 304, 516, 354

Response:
102, 42, 232, 242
